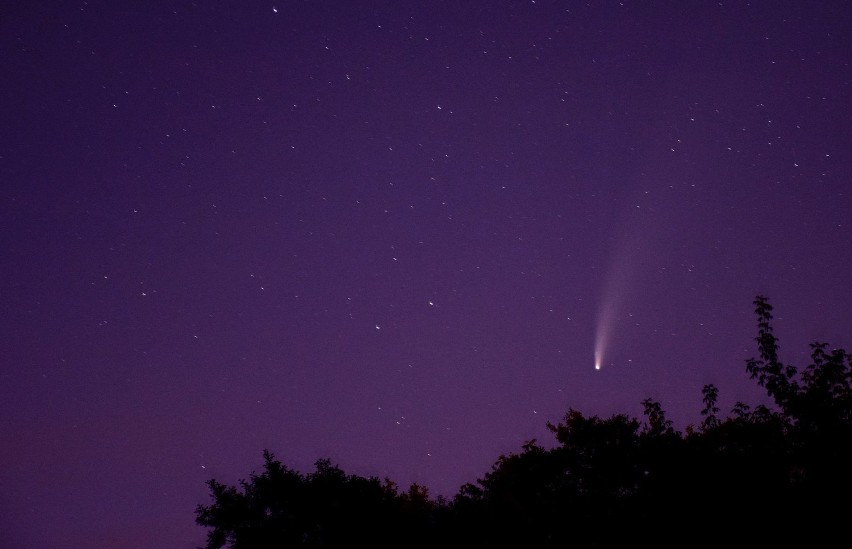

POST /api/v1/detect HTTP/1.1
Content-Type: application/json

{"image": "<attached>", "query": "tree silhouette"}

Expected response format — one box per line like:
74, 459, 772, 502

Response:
195, 451, 436, 548
196, 296, 852, 547
699, 383, 719, 431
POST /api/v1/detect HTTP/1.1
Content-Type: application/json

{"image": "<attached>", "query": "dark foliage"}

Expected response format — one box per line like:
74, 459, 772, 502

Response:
197, 296, 852, 547
195, 452, 437, 549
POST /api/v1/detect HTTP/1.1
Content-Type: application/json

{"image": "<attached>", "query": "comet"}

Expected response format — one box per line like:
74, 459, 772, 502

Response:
594, 301, 613, 370
594, 231, 644, 371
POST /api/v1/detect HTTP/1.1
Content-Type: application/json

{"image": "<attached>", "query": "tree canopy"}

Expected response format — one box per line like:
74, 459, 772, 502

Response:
196, 296, 852, 547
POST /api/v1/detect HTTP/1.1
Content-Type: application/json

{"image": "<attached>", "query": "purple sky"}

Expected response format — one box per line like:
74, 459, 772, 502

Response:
2, 1, 850, 547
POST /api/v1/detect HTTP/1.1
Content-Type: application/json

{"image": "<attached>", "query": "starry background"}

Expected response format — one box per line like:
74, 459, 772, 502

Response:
2, 1, 851, 547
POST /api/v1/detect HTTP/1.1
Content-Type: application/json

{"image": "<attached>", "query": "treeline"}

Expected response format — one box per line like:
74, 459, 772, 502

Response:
196, 296, 852, 547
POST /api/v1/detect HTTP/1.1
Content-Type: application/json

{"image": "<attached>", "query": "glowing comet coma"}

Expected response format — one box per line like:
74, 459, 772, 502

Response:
594, 231, 645, 370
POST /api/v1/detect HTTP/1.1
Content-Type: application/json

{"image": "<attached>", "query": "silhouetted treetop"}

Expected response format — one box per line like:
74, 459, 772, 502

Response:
196, 296, 851, 548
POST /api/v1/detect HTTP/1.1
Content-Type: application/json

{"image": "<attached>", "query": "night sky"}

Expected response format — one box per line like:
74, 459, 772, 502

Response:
2, 1, 851, 547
